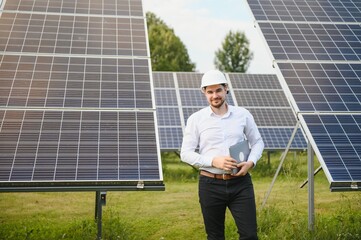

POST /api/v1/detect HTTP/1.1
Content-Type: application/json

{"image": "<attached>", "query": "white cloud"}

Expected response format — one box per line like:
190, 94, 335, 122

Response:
143, 0, 275, 74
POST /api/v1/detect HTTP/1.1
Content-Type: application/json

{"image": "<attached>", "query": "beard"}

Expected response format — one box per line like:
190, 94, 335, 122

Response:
210, 98, 225, 109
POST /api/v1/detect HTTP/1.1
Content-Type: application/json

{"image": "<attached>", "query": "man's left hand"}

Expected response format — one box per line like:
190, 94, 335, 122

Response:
233, 161, 254, 176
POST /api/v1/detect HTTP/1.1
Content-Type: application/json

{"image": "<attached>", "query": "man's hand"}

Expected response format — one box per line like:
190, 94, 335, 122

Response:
212, 156, 237, 171
233, 161, 254, 176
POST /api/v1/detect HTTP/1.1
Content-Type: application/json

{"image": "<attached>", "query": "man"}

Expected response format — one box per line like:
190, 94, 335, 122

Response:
180, 70, 264, 240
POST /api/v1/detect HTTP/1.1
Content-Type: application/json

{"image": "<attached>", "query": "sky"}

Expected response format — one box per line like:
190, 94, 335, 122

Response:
143, 0, 276, 74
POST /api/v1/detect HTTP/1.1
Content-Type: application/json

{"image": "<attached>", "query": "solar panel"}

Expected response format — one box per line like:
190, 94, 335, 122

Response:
0, 109, 160, 182
258, 22, 361, 62
153, 72, 307, 151
0, 12, 148, 57
157, 127, 183, 151
3, 0, 144, 17
278, 62, 361, 112
247, 0, 361, 190
259, 128, 307, 150
228, 73, 306, 149
0, 55, 153, 109
152, 72, 183, 150
248, 0, 361, 23
301, 114, 361, 190
0, 0, 163, 191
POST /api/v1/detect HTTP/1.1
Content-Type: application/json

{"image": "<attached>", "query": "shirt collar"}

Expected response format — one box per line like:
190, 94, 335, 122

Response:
207, 104, 233, 118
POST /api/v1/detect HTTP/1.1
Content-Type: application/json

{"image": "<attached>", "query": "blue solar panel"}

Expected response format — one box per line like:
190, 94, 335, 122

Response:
278, 63, 361, 112
156, 107, 182, 126
179, 89, 211, 107
158, 127, 183, 151
258, 22, 361, 61
248, 0, 361, 23
247, 0, 361, 190
154, 89, 178, 106
302, 114, 361, 189
259, 128, 306, 149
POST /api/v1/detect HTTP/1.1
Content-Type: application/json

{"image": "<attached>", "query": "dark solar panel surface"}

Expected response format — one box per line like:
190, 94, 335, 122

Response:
0, 12, 148, 57
302, 114, 361, 189
247, 0, 361, 190
0, 55, 153, 109
248, 0, 361, 23
278, 62, 361, 112
0, 0, 163, 191
176, 72, 204, 89
259, 128, 306, 150
152, 72, 183, 150
3, 0, 144, 17
258, 22, 361, 62
0, 109, 160, 181
157, 127, 183, 151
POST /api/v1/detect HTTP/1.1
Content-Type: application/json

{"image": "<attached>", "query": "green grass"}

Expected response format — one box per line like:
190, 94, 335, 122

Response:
0, 151, 360, 240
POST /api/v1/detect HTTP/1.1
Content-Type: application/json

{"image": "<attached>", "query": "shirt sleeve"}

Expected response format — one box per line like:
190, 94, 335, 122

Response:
244, 111, 264, 166
180, 114, 213, 168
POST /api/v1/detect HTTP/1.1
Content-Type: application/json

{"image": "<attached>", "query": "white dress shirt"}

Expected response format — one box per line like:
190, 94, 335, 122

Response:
181, 105, 264, 174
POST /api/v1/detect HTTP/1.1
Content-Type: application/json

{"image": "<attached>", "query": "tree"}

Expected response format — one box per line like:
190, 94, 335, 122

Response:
146, 12, 196, 71
214, 30, 253, 73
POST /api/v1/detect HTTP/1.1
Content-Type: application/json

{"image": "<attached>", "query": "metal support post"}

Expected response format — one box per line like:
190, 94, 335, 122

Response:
261, 122, 299, 210
308, 142, 315, 231
95, 191, 107, 240
300, 166, 322, 188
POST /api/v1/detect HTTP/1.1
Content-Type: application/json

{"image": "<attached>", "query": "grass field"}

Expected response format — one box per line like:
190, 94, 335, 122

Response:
0, 151, 360, 240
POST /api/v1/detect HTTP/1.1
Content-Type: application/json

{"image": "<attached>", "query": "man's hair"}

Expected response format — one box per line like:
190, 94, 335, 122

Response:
202, 83, 229, 94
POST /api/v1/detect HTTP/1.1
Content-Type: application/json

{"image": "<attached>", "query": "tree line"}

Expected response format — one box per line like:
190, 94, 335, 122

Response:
146, 12, 252, 73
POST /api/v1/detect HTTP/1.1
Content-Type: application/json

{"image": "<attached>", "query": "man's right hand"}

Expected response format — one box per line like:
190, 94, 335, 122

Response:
212, 156, 238, 171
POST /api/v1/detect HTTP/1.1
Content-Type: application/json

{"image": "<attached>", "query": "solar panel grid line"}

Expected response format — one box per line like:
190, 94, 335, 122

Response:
7, 110, 25, 181
30, 110, 46, 180
0, 11, 147, 19
174, 72, 191, 131
54, 110, 66, 180
224, 73, 239, 107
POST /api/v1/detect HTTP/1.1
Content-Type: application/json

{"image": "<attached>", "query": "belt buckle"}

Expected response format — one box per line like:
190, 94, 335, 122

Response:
222, 174, 226, 180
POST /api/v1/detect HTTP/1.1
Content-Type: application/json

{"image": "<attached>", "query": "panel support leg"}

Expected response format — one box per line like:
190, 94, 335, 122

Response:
95, 191, 107, 240
261, 122, 300, 210
308, 142, 315, 231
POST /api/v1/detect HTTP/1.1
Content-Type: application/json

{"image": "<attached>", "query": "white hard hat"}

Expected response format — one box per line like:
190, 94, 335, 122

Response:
201, 70, 228, 89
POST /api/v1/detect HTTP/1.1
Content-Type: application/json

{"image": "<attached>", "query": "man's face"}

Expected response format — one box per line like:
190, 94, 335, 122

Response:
203, 84, 228, 109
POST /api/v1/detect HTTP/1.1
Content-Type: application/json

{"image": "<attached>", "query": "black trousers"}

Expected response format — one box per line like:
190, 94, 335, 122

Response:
198, 173, 258, 240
